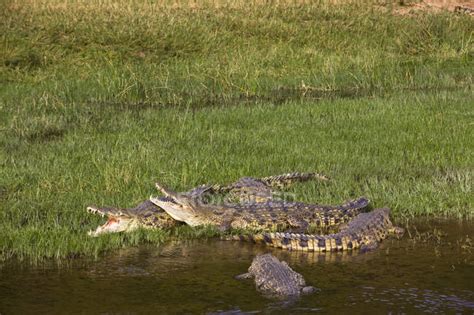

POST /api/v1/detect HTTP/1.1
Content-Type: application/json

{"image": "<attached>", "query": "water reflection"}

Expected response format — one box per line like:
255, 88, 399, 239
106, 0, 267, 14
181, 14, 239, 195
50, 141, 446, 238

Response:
360, 286, 474, 313
0, 220, 473, 314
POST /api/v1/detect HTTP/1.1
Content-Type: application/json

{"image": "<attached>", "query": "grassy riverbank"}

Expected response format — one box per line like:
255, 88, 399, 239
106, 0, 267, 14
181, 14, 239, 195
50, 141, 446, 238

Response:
1, 0, 473, 262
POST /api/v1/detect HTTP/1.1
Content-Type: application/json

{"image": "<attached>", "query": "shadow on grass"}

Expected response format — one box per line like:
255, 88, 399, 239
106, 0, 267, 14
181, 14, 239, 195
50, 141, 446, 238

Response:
25, 126, 66, 142
84, 84, 468, 112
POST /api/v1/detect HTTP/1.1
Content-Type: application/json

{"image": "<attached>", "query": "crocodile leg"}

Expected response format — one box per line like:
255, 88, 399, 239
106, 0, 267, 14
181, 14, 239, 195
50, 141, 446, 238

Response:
286, 216, 310, 233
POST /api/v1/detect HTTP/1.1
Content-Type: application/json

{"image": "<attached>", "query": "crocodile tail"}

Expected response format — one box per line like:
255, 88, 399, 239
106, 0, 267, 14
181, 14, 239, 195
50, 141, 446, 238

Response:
261, 172, 330, 188
221, 234, 268, 243
314, 197, 370, 227
261, 232, 362, 252
340, 197, 370, 211
224, 231, 363, 252
223, 232, 309, 250
261, 232, 312, 251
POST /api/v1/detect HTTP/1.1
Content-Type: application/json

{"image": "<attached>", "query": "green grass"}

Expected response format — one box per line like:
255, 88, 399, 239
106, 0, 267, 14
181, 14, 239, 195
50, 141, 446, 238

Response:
1, 0, 473, 262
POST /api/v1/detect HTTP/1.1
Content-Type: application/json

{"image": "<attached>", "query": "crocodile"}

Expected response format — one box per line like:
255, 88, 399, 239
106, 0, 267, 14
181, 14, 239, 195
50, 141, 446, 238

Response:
454, 5, 474, 16
207, 172, 329, 203
87, 172, 328, 236
150, 182, 369, 232
87, 200, 176, 237
236, 253, 316, 299
229, 208, 404, 252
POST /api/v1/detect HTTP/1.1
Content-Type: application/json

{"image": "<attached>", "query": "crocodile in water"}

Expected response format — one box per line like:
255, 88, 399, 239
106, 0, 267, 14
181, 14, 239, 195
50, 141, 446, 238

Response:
236, 253, 316, 298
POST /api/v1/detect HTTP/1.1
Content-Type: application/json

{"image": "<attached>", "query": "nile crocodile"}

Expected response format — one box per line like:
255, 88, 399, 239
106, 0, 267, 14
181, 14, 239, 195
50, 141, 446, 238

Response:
150, 182, 369, 232
229, 208, 404, 252
87, 172, 328, 236
87, 200, 175, 236
236, 253, 316, 299
207, 172, 329, 203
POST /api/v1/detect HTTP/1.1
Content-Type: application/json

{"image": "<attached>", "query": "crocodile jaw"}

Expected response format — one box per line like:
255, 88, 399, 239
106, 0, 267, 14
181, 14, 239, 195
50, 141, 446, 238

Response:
87, 206, 139, 237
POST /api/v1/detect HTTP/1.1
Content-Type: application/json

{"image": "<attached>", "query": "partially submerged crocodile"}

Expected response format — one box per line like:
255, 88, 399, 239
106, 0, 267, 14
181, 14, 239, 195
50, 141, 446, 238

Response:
150, 182, 369, 231
87, 172, 328, 236
236, 253, 316, 299
230, 208, 404, 252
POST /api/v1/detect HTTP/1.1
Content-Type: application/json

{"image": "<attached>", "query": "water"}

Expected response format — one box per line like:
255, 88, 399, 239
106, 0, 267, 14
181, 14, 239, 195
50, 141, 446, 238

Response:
1, 220, 473, 314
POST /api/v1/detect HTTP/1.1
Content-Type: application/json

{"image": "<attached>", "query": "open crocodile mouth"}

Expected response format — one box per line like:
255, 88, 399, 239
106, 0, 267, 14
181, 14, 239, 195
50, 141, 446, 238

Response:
87, 206, 135, 237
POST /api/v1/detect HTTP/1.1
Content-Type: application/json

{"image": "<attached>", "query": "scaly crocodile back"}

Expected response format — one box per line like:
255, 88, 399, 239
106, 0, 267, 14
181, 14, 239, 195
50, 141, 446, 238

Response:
213, 177, 273, 203
242, 253, 311, 298
225, 196, 370, 230
261, 172, 330, 188
206, 172, 329, 203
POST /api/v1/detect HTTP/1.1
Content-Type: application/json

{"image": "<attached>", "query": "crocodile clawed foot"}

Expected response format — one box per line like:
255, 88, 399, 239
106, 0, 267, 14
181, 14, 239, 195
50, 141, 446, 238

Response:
360, 242, 378, 253
235, 272, 253, 280
217, 223, 231, 233
302, 286, 318, 295
393, 226, 405, 238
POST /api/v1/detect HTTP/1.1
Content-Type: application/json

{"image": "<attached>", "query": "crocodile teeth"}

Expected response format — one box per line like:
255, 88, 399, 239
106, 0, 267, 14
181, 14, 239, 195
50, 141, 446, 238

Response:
86, 206, 96, 213
87, 206, 105, 217
87, 207, 98, 215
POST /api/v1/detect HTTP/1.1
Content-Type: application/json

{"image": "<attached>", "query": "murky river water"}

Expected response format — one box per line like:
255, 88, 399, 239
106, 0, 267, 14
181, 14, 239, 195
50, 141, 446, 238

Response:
1, 220, 473, 314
